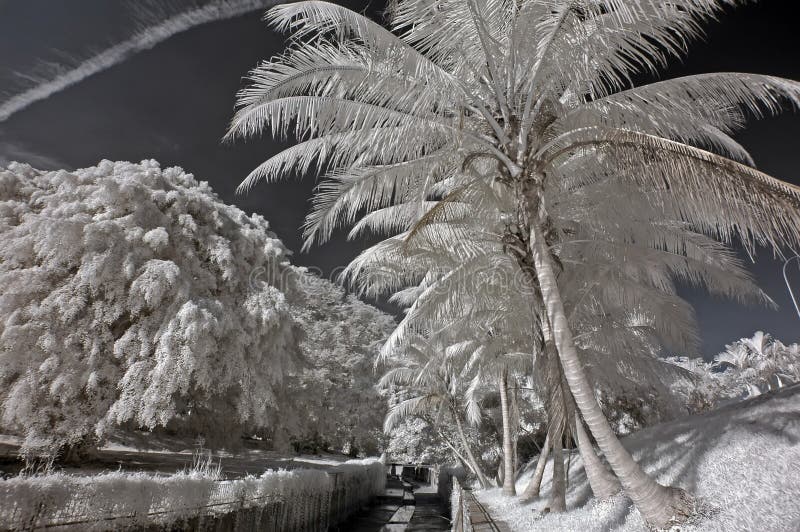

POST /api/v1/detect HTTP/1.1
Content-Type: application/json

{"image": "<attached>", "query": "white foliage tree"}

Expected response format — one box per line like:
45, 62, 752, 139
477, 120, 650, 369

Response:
0, 160, 301, 459
283, 271, 396, 455
383, 416, 457, 466
667, 332, 800, 413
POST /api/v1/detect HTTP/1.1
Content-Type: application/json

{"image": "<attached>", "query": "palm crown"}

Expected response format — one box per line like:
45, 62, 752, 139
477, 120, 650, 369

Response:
230, 0, 800, 252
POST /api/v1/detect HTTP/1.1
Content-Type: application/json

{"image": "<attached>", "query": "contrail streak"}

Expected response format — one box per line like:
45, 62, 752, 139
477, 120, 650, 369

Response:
0, 0, 277, 123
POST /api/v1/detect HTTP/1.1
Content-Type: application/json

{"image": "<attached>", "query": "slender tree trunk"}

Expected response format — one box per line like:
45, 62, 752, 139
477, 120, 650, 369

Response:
499, 369, 517, 495
574, 413, 621, 499
520, 431, 550, 501
512, 386, 520, 479
529, 220, 692, 528
547, 432, 566, 513
436, 427, 478, 478
453, 413, 492, 489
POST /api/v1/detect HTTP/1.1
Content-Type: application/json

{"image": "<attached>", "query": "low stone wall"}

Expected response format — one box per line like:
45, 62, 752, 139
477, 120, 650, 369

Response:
438, 464, 466, 519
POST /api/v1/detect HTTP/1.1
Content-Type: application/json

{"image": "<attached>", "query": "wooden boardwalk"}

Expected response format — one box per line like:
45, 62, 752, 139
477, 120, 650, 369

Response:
451, 481, 511, 532
464, 490, 512, 532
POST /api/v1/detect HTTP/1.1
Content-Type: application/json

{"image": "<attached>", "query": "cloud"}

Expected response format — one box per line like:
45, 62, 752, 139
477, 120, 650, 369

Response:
0, 0, 277, 123
0, 139, 70, 170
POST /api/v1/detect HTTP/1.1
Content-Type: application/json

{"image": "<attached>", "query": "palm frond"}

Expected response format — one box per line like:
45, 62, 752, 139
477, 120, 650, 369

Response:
540, 128, 800, 252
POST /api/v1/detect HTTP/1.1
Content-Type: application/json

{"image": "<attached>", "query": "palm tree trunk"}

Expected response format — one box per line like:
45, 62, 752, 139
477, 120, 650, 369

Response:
512, 386, 520, 479
436, 426, 479, 478
499, 368, 517, 495
453, 412, 492, 489
546, 431, 566, 513
574, 413, 621, 499
520, 431, 550, 501
529, 220, 692, 528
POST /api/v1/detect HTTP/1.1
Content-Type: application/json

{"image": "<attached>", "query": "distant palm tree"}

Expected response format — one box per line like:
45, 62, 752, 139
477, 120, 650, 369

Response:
379, 334, 494, 488
229, 1, 800, 526
715, 331, 800, 396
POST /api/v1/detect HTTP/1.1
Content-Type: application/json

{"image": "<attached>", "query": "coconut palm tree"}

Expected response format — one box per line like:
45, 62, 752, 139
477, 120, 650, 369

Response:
341, 158, 771, 507
228, 1, 800, 525
346, 175, 763, 506
380, 334, 495, 488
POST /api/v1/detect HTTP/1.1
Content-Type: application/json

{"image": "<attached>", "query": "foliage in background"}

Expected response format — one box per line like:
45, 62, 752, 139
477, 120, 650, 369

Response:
384, 417, 457, 465
283, 271, 396, 456
667, 331, 800, 412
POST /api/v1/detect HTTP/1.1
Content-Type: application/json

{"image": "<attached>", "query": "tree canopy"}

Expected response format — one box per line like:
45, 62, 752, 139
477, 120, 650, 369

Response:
0, 159, 394, 459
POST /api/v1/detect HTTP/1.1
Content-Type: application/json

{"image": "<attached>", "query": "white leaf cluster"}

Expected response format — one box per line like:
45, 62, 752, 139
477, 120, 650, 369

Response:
0, 160, 302, 456
666, 331, 800, 410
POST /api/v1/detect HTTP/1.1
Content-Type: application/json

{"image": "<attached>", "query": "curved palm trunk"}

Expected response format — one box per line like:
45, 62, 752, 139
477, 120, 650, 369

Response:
436, 427, 479, 478
529, 221, 692, 528
546, 432, 566, 513
453, 413, 492, 489
574, 413, 621, 499
499, 369, 517, 495
520, 431, 551, 501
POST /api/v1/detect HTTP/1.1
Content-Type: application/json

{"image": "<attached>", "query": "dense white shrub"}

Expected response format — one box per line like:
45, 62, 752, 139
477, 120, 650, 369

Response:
666, 332, 800, 411
713, 331, 800, 396
0, 160, 302, 457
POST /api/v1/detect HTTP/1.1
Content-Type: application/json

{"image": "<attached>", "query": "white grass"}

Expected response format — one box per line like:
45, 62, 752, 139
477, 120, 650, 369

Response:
477, 385, 800, 532
0, 458, 385, 530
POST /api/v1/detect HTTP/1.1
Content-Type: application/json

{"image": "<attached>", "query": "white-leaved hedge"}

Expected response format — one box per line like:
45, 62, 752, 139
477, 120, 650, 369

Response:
0, 459, 385, 530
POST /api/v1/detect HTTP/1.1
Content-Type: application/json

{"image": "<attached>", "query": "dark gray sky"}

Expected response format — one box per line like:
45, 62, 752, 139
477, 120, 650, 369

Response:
0, 0, 798, 358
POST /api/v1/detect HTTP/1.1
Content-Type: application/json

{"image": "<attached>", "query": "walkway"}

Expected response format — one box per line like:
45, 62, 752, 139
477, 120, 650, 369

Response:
407, 484, 449, 531
334, 474, 449, 531
462, 489, 512, 532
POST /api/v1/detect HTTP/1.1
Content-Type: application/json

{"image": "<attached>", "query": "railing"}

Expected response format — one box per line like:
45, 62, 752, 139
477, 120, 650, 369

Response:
450, 477, 471, 532
449, 477, 508, 532
0, 460, 385, 531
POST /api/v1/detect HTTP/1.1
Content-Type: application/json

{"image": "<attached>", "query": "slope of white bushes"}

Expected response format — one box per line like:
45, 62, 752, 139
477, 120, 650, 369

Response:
478, 385, 800, 532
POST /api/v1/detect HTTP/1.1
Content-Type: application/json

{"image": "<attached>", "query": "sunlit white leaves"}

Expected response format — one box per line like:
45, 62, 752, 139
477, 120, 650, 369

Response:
0, 160, 301, 456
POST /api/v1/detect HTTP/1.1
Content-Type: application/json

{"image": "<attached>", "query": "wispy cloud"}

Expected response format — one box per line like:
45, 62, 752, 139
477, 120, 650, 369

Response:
0, 0, 277, 123
0, 136, 70, 170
